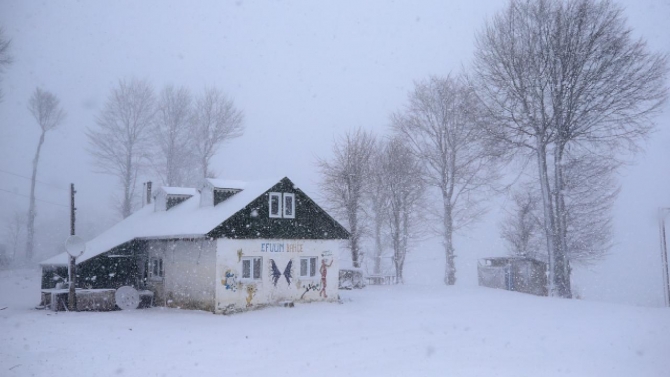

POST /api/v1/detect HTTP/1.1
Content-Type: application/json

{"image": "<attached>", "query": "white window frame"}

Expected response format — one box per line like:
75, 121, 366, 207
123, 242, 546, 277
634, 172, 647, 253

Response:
148, 257, 164, 280
299, 256, 317, 278
283, 193, 295, 219
269, 192, 282, 218
241, 256, 262, 281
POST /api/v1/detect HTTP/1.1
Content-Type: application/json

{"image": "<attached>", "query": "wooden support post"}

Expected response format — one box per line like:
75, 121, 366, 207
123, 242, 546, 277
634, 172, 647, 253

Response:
659, 208, 670, 307
68, 183, 77, 311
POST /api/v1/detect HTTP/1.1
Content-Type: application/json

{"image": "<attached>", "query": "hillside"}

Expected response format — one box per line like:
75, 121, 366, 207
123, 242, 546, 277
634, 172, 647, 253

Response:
0, 268, 668, 377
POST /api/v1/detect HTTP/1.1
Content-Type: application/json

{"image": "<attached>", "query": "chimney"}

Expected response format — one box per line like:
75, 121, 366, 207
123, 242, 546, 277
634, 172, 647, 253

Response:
146, 181, 152, 204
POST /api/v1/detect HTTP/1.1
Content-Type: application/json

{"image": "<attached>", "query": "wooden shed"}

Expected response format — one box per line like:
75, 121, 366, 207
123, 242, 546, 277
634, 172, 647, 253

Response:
477, 257, 548, 296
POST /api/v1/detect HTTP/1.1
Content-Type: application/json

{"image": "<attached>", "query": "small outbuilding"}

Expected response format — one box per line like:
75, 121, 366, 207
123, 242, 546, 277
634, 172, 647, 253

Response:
40, 177, 349, 313
477, 256, 548, 296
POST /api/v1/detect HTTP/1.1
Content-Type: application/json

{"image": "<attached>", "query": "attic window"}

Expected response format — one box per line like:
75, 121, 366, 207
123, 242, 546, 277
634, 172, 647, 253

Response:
269, 192, 282, 218
269, 192, 295, 219
283, 193, 295, 219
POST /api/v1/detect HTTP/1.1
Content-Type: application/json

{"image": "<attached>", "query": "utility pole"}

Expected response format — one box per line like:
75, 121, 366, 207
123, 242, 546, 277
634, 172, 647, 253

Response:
658, 208, 670, 307
68, 183, 76, 311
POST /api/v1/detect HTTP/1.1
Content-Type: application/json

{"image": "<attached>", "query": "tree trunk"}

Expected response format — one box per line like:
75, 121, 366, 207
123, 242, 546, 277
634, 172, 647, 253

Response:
443, 195, 456, 285
394, 252, 405, 284
202, 156, 209, 179
349, 205, 360, 268
25, 131, 46, 261
535, 140, 559, 296
122, 153, 133, 218
552, 145, 572, 298
373, 212, 383, 275
166, 147, 175, 186
398, 202, 410, 284
392, 206, 402, 283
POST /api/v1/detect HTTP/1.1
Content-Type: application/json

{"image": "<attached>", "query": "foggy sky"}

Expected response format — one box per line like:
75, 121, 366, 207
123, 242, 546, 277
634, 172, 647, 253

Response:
0, 0, 668, 306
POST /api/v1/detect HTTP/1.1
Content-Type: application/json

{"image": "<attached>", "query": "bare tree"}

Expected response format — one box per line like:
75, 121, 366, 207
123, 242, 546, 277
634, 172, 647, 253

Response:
473, 0, 667, 297
192, 87, 244, 178
0, 28, 12, 102
153, 85, 195, 187
87, 78, 155, 218
502, 153, 618, 268
561, 152, 619, 264
5, 210, 26, 261
318, 128, 376, 268
380, 137, 426, 283
366, 142, 390, 275
25, 88, 66, 261
501, 184, 544, 260
394, 75, 499, 285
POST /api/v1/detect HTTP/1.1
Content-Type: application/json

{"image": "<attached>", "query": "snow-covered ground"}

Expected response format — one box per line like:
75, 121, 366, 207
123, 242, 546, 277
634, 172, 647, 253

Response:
1, 268, 669, 377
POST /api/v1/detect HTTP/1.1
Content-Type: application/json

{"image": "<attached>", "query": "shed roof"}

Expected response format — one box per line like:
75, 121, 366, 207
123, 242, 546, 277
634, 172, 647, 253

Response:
41, 178, 280, 267
205, 178, 247, 190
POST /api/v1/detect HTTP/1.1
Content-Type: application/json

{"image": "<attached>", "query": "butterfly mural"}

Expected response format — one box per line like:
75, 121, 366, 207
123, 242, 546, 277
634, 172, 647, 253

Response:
270, 259, 293, 287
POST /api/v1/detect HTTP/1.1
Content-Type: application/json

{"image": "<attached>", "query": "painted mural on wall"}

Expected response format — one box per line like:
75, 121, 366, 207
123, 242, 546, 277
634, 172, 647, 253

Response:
222, 270, 237, 292
215, 239, 342, 314
300, 282, 320, 299
320, 251, 334, 298
270, 259, 293, 287
245, 285, 257, 308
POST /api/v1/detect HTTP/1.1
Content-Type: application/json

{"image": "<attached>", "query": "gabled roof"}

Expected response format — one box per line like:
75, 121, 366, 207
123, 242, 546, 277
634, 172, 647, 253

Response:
41, 178, 281, 267
155, 187, 198, 197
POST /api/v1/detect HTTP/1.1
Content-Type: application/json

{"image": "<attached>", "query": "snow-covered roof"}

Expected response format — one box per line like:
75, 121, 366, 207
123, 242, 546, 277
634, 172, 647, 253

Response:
205, 178, 246, 190
155, 187, 198, 197
41, 178, 281, 267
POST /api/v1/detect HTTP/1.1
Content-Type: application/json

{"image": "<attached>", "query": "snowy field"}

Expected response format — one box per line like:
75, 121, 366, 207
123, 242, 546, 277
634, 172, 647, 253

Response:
1, 268, 669, 377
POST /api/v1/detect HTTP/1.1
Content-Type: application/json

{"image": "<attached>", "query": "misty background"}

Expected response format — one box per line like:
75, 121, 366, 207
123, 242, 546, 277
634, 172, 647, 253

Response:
0, 0, 668, 306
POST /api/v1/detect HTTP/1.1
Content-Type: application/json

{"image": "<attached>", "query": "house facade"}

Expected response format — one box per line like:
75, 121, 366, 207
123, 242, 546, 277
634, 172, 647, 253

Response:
40, 177, 349, 313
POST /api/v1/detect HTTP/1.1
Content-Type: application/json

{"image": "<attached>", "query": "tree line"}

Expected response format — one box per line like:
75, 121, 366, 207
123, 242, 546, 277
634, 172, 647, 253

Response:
0, 27, 244, 262
87, 79, 244, 218
318, 0, 668, 297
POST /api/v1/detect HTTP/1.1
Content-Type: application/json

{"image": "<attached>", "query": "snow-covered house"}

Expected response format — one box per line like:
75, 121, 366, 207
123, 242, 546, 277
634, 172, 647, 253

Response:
40, 177, 349, 314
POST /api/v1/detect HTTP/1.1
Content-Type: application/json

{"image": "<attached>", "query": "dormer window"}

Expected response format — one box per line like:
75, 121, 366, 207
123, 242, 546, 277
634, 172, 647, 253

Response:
154, 187, 196, 212
166, 196, 188, 210
214, 189, 241, 206
269, 192, 295, 219
201, 178, 246, 207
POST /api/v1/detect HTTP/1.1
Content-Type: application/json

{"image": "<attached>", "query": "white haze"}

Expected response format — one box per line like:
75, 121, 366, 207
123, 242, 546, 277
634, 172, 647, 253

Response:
0, 0, 668, 306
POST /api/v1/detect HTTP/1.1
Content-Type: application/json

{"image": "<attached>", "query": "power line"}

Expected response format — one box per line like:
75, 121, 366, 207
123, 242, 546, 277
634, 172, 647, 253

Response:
0, 169, 69, 192
0, 187, 69, 208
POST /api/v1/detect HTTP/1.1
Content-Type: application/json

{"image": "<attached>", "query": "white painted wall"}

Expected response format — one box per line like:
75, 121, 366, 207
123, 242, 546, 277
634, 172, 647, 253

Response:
200, 184, 213, 207
153, 191, 167, 212
215, 238, 340, 314
148, 238, 216, 311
